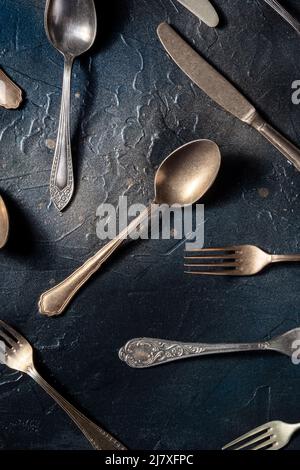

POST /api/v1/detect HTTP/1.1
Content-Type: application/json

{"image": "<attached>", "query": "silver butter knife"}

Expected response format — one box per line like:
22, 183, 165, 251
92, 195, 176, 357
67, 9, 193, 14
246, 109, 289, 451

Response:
177, 0, 219, 27
157, 22, 300, 172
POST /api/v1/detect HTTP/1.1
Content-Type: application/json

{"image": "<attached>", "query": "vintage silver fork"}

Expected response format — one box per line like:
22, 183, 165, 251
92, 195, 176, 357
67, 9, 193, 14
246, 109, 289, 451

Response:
0, 320, 126, 450
184, 245, 300, 276
119, 327, 300, 368
223, 420, 300, 450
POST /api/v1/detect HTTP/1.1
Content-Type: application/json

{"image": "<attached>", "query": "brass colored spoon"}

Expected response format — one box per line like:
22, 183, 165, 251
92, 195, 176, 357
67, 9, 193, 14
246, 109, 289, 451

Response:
39, 139, 221, 316
0, 196, 9, 249
0, 69, 22, 109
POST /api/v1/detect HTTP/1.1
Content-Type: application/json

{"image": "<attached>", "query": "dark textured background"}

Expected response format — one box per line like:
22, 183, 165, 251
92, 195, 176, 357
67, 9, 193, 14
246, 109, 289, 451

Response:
0, 0, 299, 450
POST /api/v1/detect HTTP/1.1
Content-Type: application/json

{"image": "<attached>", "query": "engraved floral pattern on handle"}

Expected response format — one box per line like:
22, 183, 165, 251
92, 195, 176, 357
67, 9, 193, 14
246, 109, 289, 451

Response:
119, 338, 276, 369
119, 338, 206, 368
50, 57, 74, 211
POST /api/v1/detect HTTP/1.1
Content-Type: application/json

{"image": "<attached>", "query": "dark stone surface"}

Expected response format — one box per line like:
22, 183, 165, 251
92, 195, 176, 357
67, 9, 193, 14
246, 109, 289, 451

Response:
0, 0, 299, 450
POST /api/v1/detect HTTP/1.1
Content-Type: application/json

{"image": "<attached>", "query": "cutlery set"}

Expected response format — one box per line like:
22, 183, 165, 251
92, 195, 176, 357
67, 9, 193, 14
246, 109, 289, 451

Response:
0, 0, 299, 451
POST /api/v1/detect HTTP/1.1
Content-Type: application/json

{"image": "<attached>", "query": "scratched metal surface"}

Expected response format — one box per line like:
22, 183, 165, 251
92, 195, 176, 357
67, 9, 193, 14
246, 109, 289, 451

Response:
0, 0, 299, 450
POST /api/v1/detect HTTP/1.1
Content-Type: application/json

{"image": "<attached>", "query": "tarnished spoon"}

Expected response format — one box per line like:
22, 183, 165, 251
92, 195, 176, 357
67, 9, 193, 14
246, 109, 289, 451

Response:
0, 196, 9, 249
39, 139, 221, 316
45, 0, 97, 211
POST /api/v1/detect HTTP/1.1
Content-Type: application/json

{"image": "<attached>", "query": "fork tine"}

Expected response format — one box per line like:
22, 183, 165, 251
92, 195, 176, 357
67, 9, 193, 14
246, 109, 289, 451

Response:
0, 320, 21, 343
233, 431, 273, 450
185, 270, 239, 276
251, 438, 277, 450
184, 262, 239, 268
0, 329, 16, 348
184, 255, 238, 260
222, 424, 271, 450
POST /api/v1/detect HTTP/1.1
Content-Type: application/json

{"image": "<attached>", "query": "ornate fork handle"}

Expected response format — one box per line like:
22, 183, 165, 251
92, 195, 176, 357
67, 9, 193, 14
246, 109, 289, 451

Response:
119, 338, 271, 368
263, 0, 300, 34
27, 366, 127, 450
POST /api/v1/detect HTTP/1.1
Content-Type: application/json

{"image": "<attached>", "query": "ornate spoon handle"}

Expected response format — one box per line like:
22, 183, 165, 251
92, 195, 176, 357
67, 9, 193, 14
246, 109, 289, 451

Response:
27, 366, 127, 450
39, 206, 151, 316
119, 338, 271, 368
50, 56, 74, 211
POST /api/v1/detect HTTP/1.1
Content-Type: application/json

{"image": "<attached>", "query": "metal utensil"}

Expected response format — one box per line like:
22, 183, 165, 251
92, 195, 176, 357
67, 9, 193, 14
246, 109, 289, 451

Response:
38, 139, 221, 316
0, 69, 22, 109
184, 245, 300, 276
263, 0, 300, 35
177, 0, 219, 27
119, 327, 300, 368
0, 320, 126, 450
157, 22, 300, 171
223, 420, 300, 450
45, 0, 97, 211
0, 195, 9, 249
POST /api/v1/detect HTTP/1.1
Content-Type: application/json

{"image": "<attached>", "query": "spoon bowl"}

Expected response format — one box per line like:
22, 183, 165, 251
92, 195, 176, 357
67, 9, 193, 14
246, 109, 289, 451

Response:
45, 0, 97, 57
154, 139, 221, 206
0, 196, 9, 249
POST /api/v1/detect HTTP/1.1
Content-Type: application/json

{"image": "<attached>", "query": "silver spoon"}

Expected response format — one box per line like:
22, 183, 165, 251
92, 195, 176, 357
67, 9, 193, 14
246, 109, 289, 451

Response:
45, 0, 97, 211
0, 195, 9, 249
39, 139, 221, 316
119, 328, 300, 368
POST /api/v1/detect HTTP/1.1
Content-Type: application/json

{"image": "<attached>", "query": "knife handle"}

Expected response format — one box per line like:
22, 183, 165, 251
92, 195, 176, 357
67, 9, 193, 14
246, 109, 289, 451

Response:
251, 115, 300, 171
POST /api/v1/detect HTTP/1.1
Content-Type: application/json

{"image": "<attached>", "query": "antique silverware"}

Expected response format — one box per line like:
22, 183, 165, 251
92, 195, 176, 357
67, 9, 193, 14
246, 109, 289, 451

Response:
263, 0, 300, 35
38, 139, 221, 316
157, 22, 300, 171
184, 245, 300, 276
223, 420, 300, 450
0, 320, 126, 450
119, 327, 300, 368
177, 0, 219, 27
0, 69, 22, 109
45, 0, 97, 211
0, 195, 9, 249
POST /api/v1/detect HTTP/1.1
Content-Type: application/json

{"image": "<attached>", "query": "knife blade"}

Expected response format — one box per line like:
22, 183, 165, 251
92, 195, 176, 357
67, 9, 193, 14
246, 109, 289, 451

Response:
177, 0, 219, 27
157, 22, 300, 171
